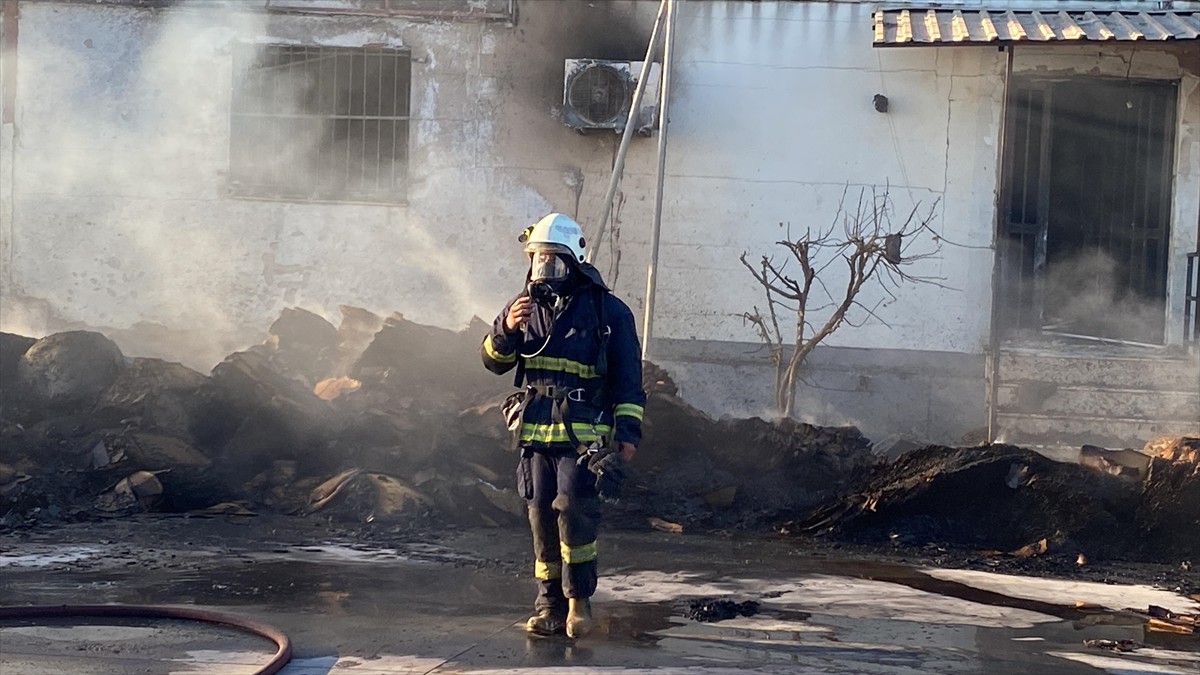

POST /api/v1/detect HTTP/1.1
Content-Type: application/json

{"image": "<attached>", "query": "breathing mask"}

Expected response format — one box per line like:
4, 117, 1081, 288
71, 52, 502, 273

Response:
527, 245, 572, 306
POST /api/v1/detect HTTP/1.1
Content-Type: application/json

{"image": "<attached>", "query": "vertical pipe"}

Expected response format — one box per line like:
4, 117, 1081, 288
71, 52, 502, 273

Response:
641, 0, 677, 361
391, 51, 400, 194
585, 0, 668, 263
360, 53, 367, 190
2, 0, 18, 124
374, 53, 382, 193
987, 45, 1015, 445
1157, 85, 1178, 343
312, 48, 323, 191
1, 0, 18, 289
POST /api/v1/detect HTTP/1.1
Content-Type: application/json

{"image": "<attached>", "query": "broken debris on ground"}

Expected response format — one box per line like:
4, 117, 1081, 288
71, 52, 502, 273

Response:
0, 312, 873, 534
1, 311, 1197, 567
684, 598, 761, 623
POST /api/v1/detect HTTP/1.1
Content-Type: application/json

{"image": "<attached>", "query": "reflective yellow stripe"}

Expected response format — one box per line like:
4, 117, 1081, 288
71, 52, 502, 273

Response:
614, 403, 644, 420
535, 560, 561, 580
525, 356, 600, 379
560, 541, 597, 564
483, 335, 516, 363
519, 422, 612, 444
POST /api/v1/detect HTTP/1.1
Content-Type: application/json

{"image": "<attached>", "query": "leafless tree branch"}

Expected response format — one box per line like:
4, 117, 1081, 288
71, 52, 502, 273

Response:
739, 185, 942, 417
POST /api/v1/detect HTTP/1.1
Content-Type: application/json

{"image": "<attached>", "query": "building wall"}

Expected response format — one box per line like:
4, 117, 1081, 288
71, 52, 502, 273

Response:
2, 1, 1197, 444
648, 2, 1005, 356
0, 0, 665, 362
644, 4, 1199, 441
645, 2, 1005, 442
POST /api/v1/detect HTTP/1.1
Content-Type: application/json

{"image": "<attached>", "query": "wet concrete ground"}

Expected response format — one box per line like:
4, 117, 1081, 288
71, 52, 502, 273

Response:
1, 516, 1198, 674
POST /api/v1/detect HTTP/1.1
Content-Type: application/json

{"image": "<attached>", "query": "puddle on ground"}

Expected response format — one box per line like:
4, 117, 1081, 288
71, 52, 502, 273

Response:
2, 525, 1197, 675
0, 546, 109, 569
586, 596, 1199, 675
1, 616, 277, 675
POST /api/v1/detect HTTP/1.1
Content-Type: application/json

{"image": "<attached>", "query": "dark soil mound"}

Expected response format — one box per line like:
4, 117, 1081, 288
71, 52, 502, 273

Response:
788, 444, 1196, 561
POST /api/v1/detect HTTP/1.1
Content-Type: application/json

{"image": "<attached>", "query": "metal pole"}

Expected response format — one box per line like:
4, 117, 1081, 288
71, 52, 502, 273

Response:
1, 0, 18, 124
586, 0, 668, 264
1, 0, 18, 290
986, 44, 1015, 444
641, 0, 676, 361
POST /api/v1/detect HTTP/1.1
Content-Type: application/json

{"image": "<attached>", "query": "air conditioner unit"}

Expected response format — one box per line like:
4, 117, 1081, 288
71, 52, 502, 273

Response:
563, 59, 661, 134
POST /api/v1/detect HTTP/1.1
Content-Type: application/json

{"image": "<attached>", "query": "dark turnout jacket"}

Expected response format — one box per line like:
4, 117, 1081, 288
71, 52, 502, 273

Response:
481, 265, 645, 450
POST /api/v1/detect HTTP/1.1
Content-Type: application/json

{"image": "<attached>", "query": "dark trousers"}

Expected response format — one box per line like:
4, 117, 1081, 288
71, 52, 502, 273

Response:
516, 446, 601, 612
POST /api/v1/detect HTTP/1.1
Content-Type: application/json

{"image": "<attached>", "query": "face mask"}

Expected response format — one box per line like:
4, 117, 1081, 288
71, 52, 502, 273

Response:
528, 251, 572, 306
530, 250, 568, 283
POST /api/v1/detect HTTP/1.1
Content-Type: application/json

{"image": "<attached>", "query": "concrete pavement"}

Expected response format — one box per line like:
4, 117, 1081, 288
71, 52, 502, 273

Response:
2, 517, 1197, 674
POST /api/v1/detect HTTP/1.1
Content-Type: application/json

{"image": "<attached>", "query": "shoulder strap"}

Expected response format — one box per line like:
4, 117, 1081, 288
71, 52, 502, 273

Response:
594, 287, 610, 379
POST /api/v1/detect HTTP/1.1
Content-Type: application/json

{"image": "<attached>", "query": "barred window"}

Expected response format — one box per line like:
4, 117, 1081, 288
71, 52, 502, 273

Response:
229, 45, 411, 204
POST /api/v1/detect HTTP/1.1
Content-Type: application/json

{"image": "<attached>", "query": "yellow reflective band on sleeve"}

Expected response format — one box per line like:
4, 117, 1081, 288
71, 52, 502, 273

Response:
560, 541, 597, 564
519, 422, 613, 444
525, 356, 600, 379
535, 559, 561, 580
483, 335, 516, 364
614, 403, 644, 420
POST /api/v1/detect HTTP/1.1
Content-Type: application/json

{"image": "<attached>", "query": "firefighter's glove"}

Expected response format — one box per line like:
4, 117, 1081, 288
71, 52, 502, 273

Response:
581, 449, 624, 502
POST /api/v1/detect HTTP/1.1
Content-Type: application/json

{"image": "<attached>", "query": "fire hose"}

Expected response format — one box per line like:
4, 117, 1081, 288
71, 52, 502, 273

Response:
0, 604, 292, 675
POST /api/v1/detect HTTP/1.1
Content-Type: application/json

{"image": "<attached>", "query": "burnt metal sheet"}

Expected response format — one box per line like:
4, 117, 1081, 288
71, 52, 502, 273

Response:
875, 8, 1200, 46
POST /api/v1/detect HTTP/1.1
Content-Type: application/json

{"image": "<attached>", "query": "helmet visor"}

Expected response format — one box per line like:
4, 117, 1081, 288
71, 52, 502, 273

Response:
530, 250, 569, 283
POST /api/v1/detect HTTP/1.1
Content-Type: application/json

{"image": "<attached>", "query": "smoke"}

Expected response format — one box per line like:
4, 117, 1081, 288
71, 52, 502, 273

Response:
0, 3, 541, 369
3, 4, 272, 364
1041, 248, 1167, 345
0, 1, 664, 371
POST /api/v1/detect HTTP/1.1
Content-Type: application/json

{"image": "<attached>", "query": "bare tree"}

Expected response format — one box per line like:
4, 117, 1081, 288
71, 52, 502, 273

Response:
740, 186, 942, 418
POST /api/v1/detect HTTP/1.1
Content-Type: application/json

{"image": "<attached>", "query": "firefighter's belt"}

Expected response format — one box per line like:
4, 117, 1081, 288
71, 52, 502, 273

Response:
525, 385, 603, 450
527, 385, 587, 403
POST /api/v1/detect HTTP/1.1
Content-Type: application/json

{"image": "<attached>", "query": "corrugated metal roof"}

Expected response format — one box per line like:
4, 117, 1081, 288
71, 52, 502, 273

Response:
874, 8, 1200, 46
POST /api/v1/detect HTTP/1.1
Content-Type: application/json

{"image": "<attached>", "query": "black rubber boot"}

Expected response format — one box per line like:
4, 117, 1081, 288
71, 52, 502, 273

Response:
565, 598, 593, 639
525, 608, 566, 636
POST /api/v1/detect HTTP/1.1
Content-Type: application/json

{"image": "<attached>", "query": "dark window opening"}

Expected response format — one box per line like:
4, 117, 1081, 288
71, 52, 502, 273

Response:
998, 77, 1176, 345
229, 45, 411, 204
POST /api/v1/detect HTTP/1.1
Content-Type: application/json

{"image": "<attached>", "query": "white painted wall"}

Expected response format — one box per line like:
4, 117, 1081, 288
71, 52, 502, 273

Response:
0, 0, 663, 364
2, 0, 1198, 376
645, 1, 1005, 354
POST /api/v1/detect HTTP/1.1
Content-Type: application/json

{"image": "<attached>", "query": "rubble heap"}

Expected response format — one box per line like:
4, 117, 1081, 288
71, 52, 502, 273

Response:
790, 442, 1200, 560
3, 310, 1195, 564
0, 308, 874, 532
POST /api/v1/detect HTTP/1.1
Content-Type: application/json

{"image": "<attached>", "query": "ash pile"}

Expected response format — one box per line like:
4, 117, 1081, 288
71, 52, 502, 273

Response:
789, 437, 1200, 562
0, 308, 875, 532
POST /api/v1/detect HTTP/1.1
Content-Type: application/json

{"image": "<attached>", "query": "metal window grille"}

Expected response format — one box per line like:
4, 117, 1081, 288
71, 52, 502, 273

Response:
997, 77, 1176, 344
229, 45, 410, 204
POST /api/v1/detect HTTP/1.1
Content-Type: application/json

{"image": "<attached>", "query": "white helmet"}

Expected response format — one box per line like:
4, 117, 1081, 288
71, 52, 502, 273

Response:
519, 213, 587, 263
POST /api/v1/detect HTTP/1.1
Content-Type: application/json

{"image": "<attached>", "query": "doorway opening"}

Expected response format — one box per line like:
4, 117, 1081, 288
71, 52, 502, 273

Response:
997, 77, 1177, 346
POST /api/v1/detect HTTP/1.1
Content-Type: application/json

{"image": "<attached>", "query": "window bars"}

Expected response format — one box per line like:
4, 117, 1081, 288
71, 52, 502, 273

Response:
229, 45, 411, 204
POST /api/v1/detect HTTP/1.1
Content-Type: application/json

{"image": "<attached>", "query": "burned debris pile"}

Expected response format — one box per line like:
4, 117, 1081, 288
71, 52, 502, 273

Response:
627, 384, 876, 530
789, 441, 1200, 561
0, 309, 874, 532
2, 310, 1197, 564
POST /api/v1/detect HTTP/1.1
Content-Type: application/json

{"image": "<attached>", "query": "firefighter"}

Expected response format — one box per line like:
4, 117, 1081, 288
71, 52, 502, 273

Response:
481, 212, 645, 639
